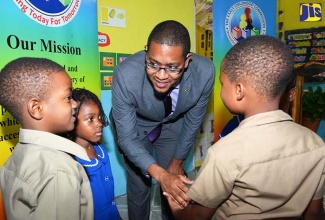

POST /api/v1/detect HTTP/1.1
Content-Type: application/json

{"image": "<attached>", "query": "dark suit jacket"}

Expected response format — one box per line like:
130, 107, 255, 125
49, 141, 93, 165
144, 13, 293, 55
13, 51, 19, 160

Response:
111, 50, 215, 172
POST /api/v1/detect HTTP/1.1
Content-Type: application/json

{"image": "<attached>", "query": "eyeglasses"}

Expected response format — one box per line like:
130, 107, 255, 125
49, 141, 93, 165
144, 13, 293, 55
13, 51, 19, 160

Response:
145, 61, 184, 75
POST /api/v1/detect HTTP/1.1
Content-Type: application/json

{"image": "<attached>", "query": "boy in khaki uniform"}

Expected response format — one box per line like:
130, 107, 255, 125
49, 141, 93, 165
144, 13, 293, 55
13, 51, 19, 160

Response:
164, 35, 325, 220
0, 57, 94, 220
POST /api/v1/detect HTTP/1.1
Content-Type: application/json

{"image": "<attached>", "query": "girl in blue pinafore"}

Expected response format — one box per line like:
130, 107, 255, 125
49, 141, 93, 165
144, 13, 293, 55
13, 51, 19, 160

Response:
69, 88, 121, 220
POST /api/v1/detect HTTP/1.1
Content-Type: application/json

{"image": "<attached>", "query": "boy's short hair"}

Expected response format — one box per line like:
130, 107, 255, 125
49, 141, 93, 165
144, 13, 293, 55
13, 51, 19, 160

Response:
147, 20, 191, 57
0, 57, 65, 123
222, 35, 295, 100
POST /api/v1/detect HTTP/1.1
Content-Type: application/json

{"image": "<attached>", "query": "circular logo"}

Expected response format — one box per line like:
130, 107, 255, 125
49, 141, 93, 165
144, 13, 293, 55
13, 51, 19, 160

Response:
14, 0, 81, 27
225, 1, 266, 45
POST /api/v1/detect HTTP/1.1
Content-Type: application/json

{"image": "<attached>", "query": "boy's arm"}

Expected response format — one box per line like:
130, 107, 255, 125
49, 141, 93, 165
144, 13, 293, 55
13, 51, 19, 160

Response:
303, 198, 325, 220
164, 192, 217, 220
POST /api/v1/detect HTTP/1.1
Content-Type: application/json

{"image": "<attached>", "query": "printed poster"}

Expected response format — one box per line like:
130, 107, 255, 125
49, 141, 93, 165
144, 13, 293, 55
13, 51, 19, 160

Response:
0, 0, 99, 166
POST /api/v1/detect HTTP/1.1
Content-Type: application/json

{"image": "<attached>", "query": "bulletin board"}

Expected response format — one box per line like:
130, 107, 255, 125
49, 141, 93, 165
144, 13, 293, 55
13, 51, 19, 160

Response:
285, 27, 325, 72
285, 26, 325, 92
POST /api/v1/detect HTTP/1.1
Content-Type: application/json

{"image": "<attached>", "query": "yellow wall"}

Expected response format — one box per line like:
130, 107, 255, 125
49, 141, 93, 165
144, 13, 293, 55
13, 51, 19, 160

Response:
278, 0, 325, 41
194, 25, 214, 166
98, 1, 195, 54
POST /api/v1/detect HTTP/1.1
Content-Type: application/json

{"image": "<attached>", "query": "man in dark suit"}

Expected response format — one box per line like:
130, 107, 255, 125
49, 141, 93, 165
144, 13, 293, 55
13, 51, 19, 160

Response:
111, 20, 215, 220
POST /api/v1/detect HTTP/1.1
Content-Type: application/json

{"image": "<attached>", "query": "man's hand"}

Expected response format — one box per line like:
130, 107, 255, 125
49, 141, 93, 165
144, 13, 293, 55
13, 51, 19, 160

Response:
166, 158, 185, 175
147, 163, 194, 207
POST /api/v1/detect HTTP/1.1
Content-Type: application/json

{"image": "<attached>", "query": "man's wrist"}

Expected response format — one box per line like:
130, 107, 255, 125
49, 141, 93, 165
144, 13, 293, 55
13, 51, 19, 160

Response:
170, 157, 184, 165
147, 163, 168, 183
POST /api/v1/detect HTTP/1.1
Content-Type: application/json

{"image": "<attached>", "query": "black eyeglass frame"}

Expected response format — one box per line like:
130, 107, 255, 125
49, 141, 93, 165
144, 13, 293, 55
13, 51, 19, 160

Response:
145, 61, 185, 75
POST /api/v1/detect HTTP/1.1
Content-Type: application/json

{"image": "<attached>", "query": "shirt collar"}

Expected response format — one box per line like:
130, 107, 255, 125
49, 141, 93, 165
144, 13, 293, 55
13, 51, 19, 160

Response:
19, 128, 90, 161
238, 110, 293, 129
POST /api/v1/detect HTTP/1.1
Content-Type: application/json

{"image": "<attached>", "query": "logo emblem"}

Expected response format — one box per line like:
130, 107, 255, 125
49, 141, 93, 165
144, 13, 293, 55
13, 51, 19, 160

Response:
14, 0, 81, 27
300, 3, 322, 22
225, 1, 266, 45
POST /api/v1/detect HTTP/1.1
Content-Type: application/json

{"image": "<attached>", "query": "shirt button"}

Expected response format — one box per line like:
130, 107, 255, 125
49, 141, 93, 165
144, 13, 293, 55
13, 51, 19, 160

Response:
105, 176, 109, 181
144, 131, 147, 135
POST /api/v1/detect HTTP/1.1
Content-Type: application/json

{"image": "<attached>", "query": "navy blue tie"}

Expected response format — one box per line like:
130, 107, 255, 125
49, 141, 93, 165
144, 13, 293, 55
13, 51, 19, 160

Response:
147, 94, 172, 142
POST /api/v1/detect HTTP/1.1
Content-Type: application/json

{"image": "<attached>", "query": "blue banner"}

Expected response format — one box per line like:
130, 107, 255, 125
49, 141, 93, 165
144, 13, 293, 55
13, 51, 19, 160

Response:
213, 0, 277, 141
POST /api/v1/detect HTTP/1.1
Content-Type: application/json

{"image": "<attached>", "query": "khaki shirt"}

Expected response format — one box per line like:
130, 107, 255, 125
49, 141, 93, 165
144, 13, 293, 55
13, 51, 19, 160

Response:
0, 129, 94, 220
187, 110, 325, 219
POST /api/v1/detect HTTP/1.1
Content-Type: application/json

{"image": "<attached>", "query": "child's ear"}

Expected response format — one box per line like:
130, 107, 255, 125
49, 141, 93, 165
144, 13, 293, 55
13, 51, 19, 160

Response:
27, 98, 43, 120
236, 83, 245, 101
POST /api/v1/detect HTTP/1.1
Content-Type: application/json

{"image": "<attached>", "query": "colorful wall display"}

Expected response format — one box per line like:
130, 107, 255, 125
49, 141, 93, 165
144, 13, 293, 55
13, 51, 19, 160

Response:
286, 27, 325, 71
0, 0, 99, 167
213, 0, 277, 142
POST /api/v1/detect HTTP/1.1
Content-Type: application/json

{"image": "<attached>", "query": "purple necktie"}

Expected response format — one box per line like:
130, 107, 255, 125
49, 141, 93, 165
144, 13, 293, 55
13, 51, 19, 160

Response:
147, 94, 172, 143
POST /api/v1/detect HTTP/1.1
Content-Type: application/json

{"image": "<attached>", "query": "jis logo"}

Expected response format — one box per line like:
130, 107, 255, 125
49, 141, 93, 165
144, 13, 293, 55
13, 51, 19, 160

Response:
300, 3, 322, 22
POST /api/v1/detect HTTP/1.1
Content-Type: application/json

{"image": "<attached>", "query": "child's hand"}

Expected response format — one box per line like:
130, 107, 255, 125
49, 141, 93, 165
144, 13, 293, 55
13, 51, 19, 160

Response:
178, 174, 194, 189
162, 176, 194, 210
163, 191, 188, 210
159, 172, 193, 208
